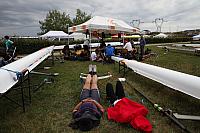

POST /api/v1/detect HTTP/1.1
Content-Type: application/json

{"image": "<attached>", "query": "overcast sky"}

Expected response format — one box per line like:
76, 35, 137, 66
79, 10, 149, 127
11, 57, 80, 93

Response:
0, 0, 199, 37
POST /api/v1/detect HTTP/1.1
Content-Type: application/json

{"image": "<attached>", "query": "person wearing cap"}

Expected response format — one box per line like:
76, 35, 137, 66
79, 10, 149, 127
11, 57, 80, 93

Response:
69, 65, 104, 131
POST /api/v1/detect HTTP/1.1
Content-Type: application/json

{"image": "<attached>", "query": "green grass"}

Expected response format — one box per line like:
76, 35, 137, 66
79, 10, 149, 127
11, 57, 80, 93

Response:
0, 46, 200, 133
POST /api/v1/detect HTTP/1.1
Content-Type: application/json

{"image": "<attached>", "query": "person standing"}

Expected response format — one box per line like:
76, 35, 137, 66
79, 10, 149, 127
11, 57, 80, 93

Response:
3, 36, 14, 60
139, 35, 146, 60
3, 36, 13, 53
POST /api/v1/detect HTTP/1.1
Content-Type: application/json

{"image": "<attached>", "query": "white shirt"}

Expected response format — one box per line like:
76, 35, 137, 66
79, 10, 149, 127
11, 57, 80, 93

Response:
91, 52, 97, 61
123, 42, 133, 51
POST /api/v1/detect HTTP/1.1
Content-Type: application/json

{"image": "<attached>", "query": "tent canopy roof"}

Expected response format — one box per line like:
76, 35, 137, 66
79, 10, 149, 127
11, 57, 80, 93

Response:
153, 33, 168, 38
69, 16, 140, 34
70, 32, 86, 40
40, 31, 72, 38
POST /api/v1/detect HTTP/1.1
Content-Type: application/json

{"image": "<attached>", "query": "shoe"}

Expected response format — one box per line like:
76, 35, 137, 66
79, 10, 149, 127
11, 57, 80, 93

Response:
89, 64, 93, 75
115, 81, 125, 99
93, 65, 97, 75
106, 83, 116, 105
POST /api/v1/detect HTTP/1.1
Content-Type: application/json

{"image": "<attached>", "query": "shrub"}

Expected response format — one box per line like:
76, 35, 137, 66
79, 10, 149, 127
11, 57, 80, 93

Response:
12, 37, 192, 54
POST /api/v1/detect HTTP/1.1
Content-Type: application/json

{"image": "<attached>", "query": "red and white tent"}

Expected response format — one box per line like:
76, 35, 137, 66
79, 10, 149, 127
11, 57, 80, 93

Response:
69, 16, 140, 34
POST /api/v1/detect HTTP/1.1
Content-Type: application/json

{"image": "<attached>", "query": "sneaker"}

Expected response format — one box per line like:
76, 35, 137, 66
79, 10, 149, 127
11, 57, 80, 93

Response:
92, 65, 97, 75
89, 64, 93, 75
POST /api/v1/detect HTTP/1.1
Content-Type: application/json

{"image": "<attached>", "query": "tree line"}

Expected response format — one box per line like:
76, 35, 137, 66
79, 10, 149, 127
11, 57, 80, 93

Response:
38, 9, 91, 35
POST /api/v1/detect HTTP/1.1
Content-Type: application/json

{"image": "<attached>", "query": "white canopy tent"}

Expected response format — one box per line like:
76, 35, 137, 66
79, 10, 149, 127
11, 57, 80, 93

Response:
69, 16, 140, 34
69, 16, 140, 56
153, 33, 168, 38
40, 31, 72, 41
192, 34, 200, 40
70, 32, 86, 40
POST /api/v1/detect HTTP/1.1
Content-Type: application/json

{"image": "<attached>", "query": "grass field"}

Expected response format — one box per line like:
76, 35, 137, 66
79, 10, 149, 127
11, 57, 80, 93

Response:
0, 45, 200, 133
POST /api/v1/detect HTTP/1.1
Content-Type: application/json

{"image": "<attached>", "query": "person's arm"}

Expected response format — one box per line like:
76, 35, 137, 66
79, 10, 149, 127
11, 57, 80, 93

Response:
72, 101, 82, 113
82, 98, 104, 113
123, 43, 127, 49
91, 99, 104, 113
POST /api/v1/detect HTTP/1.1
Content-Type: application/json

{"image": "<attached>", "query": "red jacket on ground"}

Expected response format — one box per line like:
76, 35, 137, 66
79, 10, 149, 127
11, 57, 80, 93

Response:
107, 97, 152, 132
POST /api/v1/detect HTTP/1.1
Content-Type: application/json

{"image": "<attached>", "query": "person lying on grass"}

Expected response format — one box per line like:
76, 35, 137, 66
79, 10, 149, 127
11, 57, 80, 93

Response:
106, 81, 152, 133
69, 65, 104, 131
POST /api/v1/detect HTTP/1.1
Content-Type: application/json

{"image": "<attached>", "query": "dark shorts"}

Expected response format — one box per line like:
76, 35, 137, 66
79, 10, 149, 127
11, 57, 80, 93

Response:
80, 89, 100, 102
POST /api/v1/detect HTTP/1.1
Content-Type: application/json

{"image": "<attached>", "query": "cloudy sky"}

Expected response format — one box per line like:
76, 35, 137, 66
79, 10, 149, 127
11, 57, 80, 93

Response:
0, 0, 199, 37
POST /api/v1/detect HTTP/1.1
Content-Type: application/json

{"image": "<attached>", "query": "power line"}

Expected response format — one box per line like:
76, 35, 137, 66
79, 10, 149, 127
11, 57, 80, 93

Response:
130, 19, 143, 28
162, 4, 200, 19
152, 18, 167, 32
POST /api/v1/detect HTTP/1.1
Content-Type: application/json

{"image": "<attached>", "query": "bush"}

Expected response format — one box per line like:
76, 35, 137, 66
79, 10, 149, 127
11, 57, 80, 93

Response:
12, 37, 192, 54
14, 39, 70, 54
145, 37, 192, 44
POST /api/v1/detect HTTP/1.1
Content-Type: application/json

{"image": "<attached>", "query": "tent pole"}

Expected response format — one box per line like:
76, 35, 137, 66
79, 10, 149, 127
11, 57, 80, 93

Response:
67, 24, 69, 45
122, 32, 125, 45
89, 29, 92, 60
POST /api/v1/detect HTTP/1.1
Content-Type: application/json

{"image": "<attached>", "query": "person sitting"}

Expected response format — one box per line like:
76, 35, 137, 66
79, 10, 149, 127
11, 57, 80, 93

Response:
69, 65, 104, 131
94, 49, 103, 62
97, 41, 106, 60
106, 81, 152, 133
105, 44, 115, 63
0, 57, 8, 67
123, 39, 133, 59
62, 45, 71, 60
79, 45, 90, 61
90, 51, 97, 61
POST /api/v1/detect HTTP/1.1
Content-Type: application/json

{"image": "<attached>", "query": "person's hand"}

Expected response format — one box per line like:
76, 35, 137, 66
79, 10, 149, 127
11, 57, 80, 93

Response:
72, 109, 78, 113
82, 98, 92, 103
82, 99, 87, 103
100, 108, 105, 113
